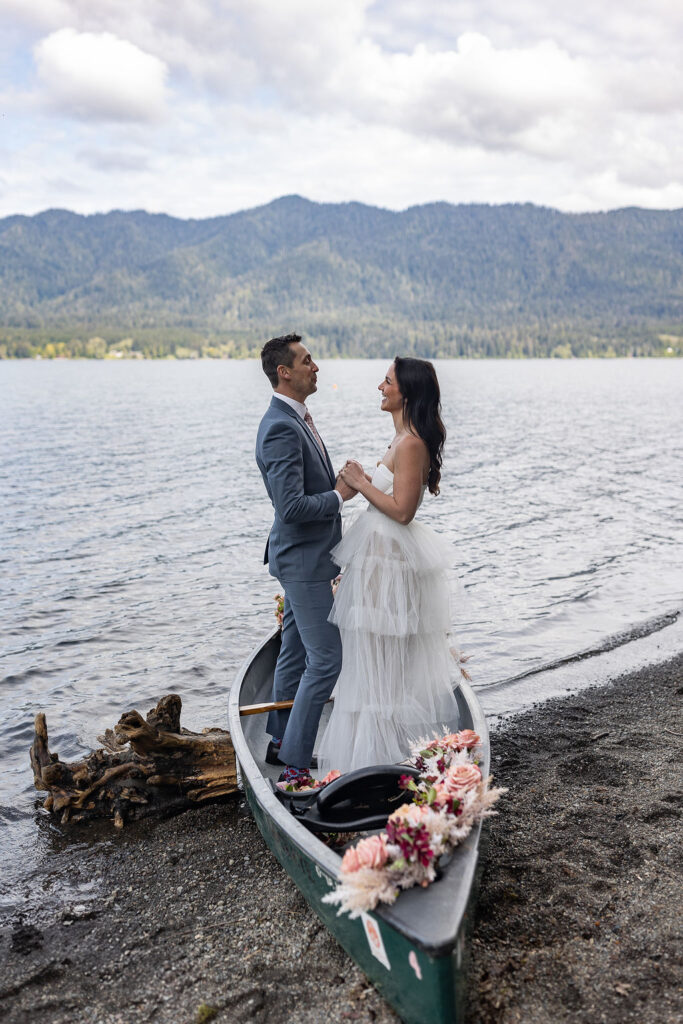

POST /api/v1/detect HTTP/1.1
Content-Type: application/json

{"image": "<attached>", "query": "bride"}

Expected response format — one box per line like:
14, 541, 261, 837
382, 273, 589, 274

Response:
317, 356, 462, 774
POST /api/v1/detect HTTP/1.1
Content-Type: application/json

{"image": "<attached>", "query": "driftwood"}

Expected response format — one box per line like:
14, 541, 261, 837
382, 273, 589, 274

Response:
30, 694, 238, 828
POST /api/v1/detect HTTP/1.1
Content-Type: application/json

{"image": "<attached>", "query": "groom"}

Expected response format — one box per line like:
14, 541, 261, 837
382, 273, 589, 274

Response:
255, 333, 355, 785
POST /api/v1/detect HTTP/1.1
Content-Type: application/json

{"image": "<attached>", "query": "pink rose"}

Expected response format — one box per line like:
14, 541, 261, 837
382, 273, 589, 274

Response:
320, 769, 341, 786
455, 730, 480, 749
441, 730, 480, 750
389, 803, 432, 826
341, 835, 388, 873
443, 763, 481, 795
441, 733, 461, 748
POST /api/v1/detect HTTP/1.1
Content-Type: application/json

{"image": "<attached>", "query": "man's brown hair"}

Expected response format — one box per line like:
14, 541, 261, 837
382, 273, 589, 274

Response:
260, 333, 301, 388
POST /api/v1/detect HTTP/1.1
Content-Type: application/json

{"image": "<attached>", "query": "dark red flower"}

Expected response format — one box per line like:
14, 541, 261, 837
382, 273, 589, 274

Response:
385, 819, 434, 867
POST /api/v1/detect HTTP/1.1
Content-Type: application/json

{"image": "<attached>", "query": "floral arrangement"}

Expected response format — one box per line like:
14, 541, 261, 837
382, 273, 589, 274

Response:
276, 769, 341, 793
321, 730, 506, 918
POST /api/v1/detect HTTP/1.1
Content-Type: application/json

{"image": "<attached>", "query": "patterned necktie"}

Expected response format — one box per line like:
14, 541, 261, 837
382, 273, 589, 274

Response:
304, 410, 325, 455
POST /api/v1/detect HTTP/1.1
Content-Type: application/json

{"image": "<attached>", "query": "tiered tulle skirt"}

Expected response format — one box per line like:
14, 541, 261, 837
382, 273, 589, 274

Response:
317, 509, 461, 774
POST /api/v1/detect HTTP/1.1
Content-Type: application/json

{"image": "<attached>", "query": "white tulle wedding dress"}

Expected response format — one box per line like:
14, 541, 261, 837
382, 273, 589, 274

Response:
317, 462, 461, 774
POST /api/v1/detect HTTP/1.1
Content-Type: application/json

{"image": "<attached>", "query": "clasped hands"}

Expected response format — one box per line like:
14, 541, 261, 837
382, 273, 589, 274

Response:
335, 459, 366, 501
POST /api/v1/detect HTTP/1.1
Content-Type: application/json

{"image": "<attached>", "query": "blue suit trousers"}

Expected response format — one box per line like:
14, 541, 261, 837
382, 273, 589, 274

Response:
267, 579, 342, 770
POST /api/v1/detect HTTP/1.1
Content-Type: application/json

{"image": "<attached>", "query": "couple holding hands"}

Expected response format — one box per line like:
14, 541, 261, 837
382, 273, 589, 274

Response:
255, 334, 461, 788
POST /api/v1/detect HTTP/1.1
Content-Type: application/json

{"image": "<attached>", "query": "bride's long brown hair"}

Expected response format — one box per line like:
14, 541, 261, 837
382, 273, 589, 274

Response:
393, 356, 446, 495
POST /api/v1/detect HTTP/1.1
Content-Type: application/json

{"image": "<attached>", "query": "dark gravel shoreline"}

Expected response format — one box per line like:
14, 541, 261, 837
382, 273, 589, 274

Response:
468, 652, 682, 1024
1, 655, 681, 1024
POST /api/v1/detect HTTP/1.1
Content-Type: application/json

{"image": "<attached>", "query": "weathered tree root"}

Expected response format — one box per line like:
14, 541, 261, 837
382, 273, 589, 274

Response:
30, 694, 238, 828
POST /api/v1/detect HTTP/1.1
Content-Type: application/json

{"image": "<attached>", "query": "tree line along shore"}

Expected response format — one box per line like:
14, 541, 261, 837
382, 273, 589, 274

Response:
1, 326, 681, 361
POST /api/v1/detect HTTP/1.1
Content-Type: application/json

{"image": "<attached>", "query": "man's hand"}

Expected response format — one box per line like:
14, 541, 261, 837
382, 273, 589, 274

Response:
335, 474, 357, 502
339, 459, 366, 491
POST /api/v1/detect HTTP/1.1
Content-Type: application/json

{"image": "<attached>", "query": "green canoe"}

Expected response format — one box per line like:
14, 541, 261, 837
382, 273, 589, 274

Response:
228, 628, 490, 1024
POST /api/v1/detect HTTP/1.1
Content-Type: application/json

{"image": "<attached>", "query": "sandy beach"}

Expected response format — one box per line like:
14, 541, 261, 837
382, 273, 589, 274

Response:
1, 654, 681, 1024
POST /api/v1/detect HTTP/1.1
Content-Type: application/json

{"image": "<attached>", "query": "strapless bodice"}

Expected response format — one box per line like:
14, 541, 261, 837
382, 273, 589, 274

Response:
370, 462, 395, 494
369, 462, 426, 510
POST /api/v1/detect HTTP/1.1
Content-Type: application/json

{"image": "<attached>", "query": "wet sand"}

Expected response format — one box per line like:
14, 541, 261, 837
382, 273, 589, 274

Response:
1, 655, 681, 1024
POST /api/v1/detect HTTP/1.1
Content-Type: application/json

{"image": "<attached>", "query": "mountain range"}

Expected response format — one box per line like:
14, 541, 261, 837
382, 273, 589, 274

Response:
1, 196, 682, 357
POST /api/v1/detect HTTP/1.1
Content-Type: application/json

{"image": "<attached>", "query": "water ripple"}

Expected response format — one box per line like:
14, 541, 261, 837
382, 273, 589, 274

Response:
1, 357, 682, 892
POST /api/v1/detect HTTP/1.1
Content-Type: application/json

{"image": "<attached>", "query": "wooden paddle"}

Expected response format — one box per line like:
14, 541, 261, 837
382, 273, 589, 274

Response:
239, 697, 334, 716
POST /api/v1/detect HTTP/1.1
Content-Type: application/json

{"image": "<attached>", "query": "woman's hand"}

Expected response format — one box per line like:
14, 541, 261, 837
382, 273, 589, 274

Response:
340, 459, 367, 490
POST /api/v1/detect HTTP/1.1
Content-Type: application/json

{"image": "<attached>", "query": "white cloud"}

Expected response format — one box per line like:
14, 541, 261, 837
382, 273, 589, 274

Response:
34, 28, 168, 122
1, 1, 682, 216
0, 0, 72, 32
320, 33, 596, 153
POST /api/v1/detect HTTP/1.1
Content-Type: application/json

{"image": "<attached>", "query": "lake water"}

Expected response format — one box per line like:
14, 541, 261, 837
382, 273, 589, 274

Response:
1, 358, 682, 906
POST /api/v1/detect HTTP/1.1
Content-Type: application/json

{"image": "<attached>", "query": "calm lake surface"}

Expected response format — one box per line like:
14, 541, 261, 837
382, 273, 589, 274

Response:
1, 358, 682, 904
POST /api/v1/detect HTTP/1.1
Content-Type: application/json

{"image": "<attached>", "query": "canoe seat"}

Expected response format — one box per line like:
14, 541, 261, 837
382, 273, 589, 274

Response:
275, 764, 421, 833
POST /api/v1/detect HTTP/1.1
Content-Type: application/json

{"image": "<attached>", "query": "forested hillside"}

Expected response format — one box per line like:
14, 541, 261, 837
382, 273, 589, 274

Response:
1, 196, 682, 358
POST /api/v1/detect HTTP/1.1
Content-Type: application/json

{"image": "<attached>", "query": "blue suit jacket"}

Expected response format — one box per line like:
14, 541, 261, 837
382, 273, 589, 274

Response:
256, 396, 342, 582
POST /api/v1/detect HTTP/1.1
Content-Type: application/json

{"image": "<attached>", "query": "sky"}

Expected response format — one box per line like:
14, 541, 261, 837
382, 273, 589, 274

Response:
1, 0, 683, 219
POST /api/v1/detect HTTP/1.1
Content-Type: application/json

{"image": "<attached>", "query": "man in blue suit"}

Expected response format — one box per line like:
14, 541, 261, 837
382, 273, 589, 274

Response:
256, 334, 355, 785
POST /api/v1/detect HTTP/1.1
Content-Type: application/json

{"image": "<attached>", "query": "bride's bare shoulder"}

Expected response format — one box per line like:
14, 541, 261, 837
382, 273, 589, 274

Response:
396, 433, 428, 459
394, 434, 429, 476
